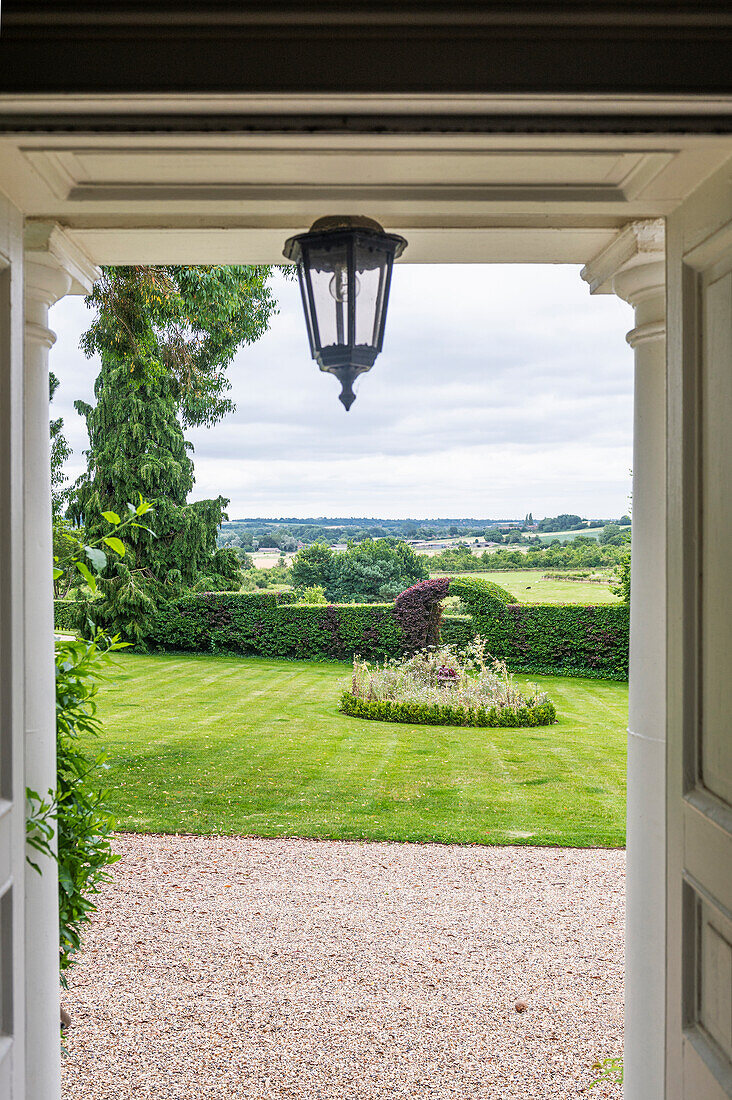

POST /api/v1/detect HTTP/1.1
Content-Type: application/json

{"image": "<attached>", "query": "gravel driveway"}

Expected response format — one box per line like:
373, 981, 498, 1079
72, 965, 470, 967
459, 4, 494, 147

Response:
61, 836, 624, 1099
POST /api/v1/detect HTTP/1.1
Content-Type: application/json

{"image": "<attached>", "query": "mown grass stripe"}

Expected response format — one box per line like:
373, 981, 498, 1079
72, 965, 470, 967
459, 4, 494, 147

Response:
91, 653, 627, 847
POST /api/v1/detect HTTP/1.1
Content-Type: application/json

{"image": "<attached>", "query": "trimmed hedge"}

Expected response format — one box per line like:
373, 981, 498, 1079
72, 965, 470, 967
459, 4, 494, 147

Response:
339, 691, 557, 728
54, 581, 629, 679
54, 600, 81, 633
471, 603, 629, 680
444, 577, 629, 680
441, 614, 475, 648
140, 592, 405, 661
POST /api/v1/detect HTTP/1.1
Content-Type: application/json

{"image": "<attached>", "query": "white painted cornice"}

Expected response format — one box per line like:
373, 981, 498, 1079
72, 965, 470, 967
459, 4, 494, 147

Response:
24, 221, 100, 294
580, 218, 665, 295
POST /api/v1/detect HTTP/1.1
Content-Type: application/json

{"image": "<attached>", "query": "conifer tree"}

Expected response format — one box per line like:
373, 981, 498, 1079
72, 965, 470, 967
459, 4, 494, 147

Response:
69, 265, 277, 639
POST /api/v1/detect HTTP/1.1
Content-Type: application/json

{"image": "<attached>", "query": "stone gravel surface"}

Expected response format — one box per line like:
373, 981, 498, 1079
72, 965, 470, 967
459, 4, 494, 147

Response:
61, 836, 624, 1099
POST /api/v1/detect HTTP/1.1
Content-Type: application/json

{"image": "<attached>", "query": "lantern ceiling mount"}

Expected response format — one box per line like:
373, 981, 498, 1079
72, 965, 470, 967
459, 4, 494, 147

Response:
284, 216, 407, 410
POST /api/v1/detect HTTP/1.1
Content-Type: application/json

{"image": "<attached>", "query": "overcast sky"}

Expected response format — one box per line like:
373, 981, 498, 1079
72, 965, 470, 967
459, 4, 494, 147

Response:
49, 265, 634, 521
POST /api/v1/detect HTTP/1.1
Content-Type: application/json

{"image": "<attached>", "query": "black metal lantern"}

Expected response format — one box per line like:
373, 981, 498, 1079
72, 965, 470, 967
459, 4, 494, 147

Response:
283, 216, 407, 410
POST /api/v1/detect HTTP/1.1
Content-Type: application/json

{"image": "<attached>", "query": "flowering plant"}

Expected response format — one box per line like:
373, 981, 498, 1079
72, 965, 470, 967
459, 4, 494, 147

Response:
347, 637, 552, 712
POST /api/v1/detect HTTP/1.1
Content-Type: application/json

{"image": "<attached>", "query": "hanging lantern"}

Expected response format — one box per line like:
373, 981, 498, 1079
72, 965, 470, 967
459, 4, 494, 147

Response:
283, 216, 407, 410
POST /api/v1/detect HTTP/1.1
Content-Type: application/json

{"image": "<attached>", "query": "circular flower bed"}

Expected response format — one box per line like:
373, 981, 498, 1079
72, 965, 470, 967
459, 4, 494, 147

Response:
339, 639, 556, 728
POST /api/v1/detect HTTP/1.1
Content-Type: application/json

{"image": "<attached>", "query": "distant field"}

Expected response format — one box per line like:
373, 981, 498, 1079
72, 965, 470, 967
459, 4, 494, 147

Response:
249, 551, 295, 569
534, 526, 630, 544
429, 568, 620, 604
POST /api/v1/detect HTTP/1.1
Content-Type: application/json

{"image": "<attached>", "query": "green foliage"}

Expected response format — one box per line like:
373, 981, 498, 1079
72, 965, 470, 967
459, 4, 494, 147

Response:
54, 599, 79, 632
535, 513, 583, 533
440, 614, 475, 648
26, 633, 125, 984
293, 585, 328, 605
291, 537, 428, 603
144, 592, 405, 661
339, 692, 556, 728
69, 265, 277, 637
429, 540, 629, 573
599, 522, 628, 546
447, 575, 515, 609
589, 1056, 623, 1088
58, 571, 629, 679
80, 265, 277, 427
466, 602, 630, 680
290, 541, 333, 589
49, 371, 71, 517
438, 579, 628, 680
610, 551, 631, 603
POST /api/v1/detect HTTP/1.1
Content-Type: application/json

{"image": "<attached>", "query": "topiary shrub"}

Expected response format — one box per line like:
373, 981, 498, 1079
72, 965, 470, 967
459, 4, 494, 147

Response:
447, 575, 515, 616
441, 577, 629, 680
393, 577, 450, 653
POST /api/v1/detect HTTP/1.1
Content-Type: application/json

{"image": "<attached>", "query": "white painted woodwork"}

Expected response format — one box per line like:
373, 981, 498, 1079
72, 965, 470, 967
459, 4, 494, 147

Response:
582, 220, 667, 1100
22, 256, 83, 1100
0, 108, 729, 266
0, 93, 728, 1100
22, 228, 98, 1100
666, 154, 732, 1100
0, 193, 27, 1099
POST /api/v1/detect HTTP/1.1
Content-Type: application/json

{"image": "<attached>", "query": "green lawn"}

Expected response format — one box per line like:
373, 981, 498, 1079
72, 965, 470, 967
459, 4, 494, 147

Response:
431, 568, 620, 604
91, 653, 627, 847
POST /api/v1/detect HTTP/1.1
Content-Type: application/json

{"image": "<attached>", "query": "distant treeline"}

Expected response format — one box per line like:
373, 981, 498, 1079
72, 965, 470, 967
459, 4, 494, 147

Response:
218, 513, 630, 552
428, 537, 630, 573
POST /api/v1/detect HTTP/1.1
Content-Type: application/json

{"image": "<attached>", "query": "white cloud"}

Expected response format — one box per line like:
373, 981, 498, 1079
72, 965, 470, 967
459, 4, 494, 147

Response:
48, 264, 634, 520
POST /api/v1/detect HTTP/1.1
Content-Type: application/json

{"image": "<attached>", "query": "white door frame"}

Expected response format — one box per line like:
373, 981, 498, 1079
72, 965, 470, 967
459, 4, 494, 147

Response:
0, 106, 729, 1100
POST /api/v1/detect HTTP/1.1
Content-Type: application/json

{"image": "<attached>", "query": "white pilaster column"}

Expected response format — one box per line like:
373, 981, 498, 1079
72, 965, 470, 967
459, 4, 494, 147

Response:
582, 220, 666, 1100
23, 226, 98, 1100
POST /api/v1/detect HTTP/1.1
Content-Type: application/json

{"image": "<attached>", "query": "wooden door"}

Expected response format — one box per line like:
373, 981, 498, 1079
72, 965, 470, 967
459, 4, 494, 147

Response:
667, 156, 732, 1099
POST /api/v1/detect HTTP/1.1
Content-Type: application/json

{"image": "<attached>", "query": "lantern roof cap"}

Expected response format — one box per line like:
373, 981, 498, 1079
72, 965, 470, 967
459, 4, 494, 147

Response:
309, 215, 385, 233
283, 216, 407, 261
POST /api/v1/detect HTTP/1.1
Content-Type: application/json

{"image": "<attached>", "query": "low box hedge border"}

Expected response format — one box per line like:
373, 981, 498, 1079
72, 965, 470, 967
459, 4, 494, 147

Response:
339, 691, 557, 728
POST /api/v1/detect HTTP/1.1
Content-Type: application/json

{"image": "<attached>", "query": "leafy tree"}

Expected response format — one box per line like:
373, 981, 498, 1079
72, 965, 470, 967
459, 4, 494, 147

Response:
599, 522, 623, 545
611, 550, 631, 603
290, 537, 428, 602
536, 513, 583, 533
293, 584, 328, 605
328, 538, 428, 603
69, 265, 278, 638
50, 371, 71, 517
290, 541, 334, 590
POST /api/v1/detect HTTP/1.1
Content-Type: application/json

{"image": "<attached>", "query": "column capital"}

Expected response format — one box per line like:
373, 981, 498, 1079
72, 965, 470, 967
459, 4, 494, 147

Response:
580, 219, 665, 298
24, 223, 100, 347
24, 222, 100, 298
581, 219, 665, 346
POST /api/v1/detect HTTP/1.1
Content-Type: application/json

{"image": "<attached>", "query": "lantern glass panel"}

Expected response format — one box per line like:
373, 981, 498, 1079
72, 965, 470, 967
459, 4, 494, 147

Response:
354, 238, 385, 349
306, 238, 350, 350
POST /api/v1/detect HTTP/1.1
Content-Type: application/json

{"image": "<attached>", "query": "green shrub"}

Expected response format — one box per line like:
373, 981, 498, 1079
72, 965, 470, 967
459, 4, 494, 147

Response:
53, 599, 79, 632
27, 634, 123, 984
441, 614, 475, 648
143, 592, 406, 661
468, 603, 629, 680
339, 692, 556, 728
67, 577, 629, 681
